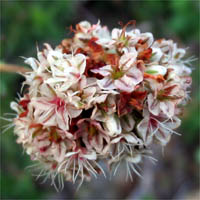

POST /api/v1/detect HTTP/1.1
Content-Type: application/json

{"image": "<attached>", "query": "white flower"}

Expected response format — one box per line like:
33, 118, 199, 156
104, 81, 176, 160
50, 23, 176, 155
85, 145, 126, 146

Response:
45, 52, 86, 91
75, 119, 110, 155
110, 27, 153, 53
137, 109, 181, 145
92, 51, 144, 93
30, 96, 82, 131
147, 82, 184, 118
152, 39, 186, 64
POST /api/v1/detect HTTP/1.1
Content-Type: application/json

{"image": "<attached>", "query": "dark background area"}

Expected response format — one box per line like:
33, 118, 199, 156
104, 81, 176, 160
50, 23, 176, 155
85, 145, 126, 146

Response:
0, 1, 199, 199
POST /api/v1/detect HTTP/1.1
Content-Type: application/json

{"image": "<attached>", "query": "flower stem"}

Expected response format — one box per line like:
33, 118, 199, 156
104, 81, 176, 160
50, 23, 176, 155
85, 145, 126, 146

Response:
0, 64, 30, 73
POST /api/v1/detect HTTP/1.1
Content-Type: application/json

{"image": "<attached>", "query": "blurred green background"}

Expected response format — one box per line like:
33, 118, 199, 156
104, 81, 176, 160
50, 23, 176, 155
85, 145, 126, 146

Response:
0, 1, 199, 199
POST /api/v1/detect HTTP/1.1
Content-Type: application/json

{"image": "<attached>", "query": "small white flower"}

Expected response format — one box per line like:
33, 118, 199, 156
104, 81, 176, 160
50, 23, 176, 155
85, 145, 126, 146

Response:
92, 51, 144, 93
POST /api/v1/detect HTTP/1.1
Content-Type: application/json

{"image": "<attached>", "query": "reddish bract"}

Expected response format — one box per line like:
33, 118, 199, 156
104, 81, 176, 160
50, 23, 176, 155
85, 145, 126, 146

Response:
138, 48, 152, 61
88, 37, 103, 53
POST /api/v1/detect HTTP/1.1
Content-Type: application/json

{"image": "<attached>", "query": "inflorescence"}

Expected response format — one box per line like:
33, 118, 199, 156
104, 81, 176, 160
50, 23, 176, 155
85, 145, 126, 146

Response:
9, 21, 192, 190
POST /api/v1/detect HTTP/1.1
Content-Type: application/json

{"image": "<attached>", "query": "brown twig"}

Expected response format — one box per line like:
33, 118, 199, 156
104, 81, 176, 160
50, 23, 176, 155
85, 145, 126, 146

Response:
0, 64, 30, 73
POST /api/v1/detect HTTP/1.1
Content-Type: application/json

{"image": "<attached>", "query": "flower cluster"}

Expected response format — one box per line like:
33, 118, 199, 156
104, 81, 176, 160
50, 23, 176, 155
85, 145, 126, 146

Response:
10, 21, 192, 190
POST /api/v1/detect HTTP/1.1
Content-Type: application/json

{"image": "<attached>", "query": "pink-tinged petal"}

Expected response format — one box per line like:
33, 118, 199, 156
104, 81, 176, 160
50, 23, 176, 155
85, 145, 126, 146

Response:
119, 51, 137, 70
52, 142, 66, 163
126, 66, 143, 85
91, 65, 112, 76
165, 116, 181, 129
42, 112, 57, 127
114, 77, 134, 93
97, 77, 116, 90
105, 95, 117, 114
82, 136, 93, 151
137, 117, 149, 141
76, 119, 109, 155
31, 97, 52, 110
56, 109, 69, 131
120, 114, 135, 132
90, 135, 103, 153
37, 140, 51, 149
148, 94, 160, 116
163, 83, 180, 96
180, 76, 192, 89
160, 101, 175, 118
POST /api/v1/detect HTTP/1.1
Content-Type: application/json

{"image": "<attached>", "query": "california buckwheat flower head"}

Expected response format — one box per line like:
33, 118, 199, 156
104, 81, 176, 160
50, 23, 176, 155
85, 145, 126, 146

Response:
8, 20, 193, 190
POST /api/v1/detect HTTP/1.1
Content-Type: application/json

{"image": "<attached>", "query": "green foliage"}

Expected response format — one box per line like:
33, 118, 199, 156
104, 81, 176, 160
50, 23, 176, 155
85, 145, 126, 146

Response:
167, 0, 199, 41
0, 170, 42, 199
142, 194, 155, 200
181, 94, 200, 144
195, 147, 200, 165
1, 1, 76, 61
128, 0, 198, 41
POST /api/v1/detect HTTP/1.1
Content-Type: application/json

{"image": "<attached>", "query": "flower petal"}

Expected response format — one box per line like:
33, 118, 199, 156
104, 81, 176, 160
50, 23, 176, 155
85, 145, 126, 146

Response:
119, 51, 137, 70
160, 101, 175, 118
120, 114, 135, 132
145, 65, 167, 76
104, 114, 121, 136
97, 77, 116, 90
124, 133, 139, 144
148, 94, 160, 116
91, 65, 112, 76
